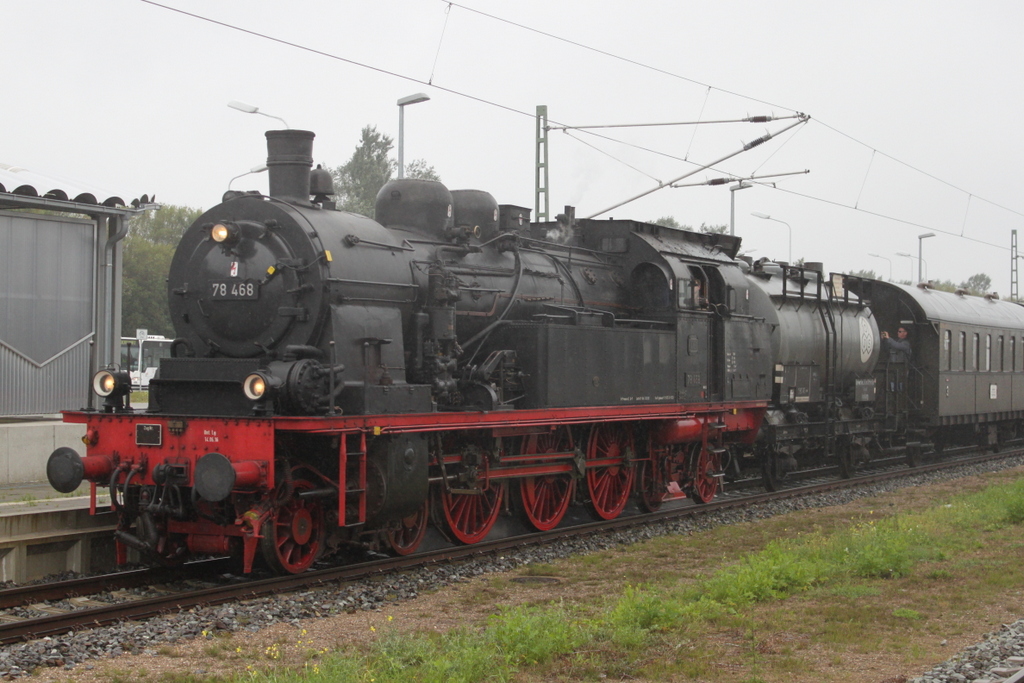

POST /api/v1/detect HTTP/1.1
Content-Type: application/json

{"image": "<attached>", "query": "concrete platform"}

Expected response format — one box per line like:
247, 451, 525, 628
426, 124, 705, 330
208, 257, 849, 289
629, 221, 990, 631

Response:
0, 487, 118, 583
0, 416, 85, 485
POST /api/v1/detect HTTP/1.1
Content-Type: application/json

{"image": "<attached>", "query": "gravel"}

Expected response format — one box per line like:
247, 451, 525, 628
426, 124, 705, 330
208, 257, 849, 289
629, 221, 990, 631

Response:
911, 622, 1024, 682
0, 454, 1021, 680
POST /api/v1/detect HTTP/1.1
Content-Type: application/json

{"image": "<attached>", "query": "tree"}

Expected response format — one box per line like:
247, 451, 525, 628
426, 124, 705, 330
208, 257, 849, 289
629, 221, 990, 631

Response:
331, 126, 395, 217
698, 223, 728, 235
928, 279, 959, 293
405, 159, 440, 182
651, 216, 683, 229
960, 273, 991, 296
330, 125, 441, 217
122, 204, 203, 338
848, 269, 879, 280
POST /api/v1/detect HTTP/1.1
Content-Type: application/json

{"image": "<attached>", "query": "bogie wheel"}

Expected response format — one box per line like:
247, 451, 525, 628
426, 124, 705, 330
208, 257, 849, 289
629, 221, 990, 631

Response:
905, 443, 921, 468
637, 459, 667, 512
686, 444, 721, 504
516, 429, 576, 531
439, 483, 503, 545
586, 423, 635, 520
760, 450, 785, 493
836, 440, 855, 479
260, 479, 325, 574
386, 500, 429, 556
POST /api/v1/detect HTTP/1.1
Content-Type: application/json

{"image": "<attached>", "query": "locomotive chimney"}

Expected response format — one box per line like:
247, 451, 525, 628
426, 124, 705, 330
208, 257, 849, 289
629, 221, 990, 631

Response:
265, 130, 315, 201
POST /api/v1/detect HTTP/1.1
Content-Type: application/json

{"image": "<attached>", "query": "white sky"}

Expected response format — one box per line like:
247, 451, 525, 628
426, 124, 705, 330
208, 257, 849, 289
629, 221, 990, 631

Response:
4, 1, 1023, 292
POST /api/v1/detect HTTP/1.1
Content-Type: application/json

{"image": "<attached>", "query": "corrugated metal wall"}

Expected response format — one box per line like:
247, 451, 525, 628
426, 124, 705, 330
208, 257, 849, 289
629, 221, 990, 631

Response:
0, 211, 95, 415
0, 338, 92, 414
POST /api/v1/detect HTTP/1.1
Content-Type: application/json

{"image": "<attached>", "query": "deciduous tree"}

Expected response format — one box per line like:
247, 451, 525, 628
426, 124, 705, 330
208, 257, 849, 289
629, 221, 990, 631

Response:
331, 125, 441, 217
122, 205, 202, 337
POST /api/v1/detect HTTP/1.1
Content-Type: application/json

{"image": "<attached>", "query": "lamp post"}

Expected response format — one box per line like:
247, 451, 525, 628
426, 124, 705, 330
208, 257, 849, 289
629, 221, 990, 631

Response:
918, 232, 935, 283
895, 252, 927, 282
750, 212, 792, 263
868, 253, 892, 281
228, 164, 268, 190
397, 93, 430, 179
729, 181, 751, 236
227, 100, 290, 128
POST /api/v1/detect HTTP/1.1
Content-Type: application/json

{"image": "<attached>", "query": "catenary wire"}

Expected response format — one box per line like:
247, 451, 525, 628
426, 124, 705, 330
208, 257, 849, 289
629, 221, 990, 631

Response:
137, 0, 1021, 249
429, 1, 453, 84
446, 1, 1024, 221
562, 130, 662, 182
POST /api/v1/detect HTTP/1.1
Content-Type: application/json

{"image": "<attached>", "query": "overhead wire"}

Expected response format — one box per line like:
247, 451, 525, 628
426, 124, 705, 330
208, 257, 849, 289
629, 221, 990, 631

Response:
772, 184, 1012, 253
445, 1, 1024, 222
429, 1, 453, 84
684, 87, 712, 161
443, 1, 800, 115
137, 0, 1022, 246
562, 130, 661, 182
134, 0, 786, 195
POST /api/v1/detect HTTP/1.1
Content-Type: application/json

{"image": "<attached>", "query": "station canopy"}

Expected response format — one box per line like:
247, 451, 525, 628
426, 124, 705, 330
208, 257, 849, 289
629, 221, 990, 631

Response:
0, 162, 151, 210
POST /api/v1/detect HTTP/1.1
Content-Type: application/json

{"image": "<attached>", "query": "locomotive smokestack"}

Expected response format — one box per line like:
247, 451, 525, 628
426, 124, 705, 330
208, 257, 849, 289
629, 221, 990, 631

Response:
265, 130, 315, 201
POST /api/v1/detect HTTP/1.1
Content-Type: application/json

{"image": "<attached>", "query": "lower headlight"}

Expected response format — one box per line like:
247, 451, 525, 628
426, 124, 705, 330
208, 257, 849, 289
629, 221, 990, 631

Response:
93, 369, 130, 397
243, 373, 269, 400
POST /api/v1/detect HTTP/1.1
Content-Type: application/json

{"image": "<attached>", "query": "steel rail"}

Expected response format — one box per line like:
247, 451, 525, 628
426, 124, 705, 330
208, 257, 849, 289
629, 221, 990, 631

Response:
0, 558, 235, 611
0, 447, 1019, 645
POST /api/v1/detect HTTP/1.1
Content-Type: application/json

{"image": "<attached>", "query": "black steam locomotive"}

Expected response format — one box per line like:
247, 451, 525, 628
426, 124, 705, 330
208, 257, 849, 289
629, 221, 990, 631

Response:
46, 130, 1024, 574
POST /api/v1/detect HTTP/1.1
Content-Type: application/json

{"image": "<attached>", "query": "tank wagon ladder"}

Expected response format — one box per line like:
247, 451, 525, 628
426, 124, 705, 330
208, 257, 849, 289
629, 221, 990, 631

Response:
817, 270, 839, 461
339, 432, 368, 527
780, 264, 842, 469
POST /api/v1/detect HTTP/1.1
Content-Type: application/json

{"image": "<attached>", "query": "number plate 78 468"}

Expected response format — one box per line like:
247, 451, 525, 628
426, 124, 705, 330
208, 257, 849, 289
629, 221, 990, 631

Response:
210, 280, 259, 300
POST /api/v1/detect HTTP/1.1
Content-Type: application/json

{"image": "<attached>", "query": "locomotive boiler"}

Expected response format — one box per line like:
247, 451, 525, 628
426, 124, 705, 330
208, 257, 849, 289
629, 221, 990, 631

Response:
47, 129, 771, 573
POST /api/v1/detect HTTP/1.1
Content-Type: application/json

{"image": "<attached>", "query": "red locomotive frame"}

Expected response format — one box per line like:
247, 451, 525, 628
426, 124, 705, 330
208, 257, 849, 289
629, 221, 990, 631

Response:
66, 401, 765, 573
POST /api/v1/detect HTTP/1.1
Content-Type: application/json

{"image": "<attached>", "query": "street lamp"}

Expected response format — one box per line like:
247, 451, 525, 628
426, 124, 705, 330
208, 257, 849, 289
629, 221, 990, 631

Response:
918, 232, 935, 284
729, 181, 751, 236
868, 253, 892, 281
895, 252, 928, 282
397, 93, 430, 179
750, 212, 792, 263
228, 164, 268, 190
227, 100, 290, 129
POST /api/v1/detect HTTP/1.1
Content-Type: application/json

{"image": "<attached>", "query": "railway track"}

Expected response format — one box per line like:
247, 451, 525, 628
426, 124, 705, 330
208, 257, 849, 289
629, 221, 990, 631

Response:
1, 447, 1019, 646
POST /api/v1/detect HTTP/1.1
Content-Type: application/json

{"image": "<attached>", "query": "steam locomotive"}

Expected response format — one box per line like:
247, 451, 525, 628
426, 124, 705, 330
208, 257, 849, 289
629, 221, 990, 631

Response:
46, 129, 1024, 574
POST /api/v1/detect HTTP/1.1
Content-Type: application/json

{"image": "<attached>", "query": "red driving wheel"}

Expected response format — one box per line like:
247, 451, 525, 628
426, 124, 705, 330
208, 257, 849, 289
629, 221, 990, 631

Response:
516, 428, 576, 531
386, 500, 429, 556
260, 479, 325, 574
439, 479, 503, 545
585, 423, 634, 520
687, 445, 721, 504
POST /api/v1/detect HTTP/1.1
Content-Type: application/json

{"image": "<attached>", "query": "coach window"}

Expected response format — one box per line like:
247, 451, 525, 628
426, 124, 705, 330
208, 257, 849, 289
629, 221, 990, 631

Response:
959, 331, 966, 371
943, 330, 952, 371
984, 334, 991, 372
1012, 337, 1017, 372
998, 336, 1005, 372
973, 333, 980, 371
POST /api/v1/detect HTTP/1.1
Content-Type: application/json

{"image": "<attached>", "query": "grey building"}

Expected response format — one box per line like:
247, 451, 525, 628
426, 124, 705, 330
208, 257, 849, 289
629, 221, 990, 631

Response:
0, 164, 151, 416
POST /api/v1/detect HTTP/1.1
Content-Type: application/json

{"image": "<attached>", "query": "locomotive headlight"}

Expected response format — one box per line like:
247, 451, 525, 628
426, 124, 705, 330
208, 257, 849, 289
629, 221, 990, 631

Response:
92, 369, 130, 398
243, 372, 271, 401
210, 222, 240, 244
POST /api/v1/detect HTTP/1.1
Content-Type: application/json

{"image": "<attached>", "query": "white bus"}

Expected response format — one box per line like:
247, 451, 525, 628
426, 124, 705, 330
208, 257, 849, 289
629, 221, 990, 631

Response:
120, 335, 173, 390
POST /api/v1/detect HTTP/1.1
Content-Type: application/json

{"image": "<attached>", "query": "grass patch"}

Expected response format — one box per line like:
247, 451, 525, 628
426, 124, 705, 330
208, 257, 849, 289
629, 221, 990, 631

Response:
201, 472, 1024, 683
892, 608, 923, 620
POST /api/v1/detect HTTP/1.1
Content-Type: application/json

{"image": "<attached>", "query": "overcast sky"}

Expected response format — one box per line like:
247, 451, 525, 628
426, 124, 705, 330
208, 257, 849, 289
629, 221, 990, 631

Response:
4, 1, 1023, 292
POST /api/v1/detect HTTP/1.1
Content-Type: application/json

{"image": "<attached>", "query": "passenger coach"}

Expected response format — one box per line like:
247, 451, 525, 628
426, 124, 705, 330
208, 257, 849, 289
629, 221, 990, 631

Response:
852, 280, 1024, 449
